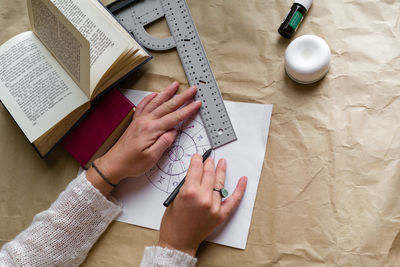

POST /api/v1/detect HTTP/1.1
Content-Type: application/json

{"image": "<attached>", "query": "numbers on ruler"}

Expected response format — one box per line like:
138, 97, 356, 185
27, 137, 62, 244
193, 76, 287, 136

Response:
160, 0, 237, 147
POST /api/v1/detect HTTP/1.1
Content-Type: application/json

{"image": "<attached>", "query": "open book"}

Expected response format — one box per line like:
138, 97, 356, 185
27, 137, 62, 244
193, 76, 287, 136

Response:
0, 0, 150, 157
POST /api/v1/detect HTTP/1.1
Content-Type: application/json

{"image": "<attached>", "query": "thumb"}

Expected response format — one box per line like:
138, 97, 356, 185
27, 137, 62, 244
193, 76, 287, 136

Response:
148, 129, 178, 160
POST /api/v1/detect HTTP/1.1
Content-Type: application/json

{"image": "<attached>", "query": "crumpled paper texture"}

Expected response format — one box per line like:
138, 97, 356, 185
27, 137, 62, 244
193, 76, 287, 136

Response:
1, 0, 400, 266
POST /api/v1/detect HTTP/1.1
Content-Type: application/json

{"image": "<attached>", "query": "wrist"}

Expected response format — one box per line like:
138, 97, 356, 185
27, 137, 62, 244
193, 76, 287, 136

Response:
86, 157, 124, 196
86, 166, 114, 196
94, 156, 125, 185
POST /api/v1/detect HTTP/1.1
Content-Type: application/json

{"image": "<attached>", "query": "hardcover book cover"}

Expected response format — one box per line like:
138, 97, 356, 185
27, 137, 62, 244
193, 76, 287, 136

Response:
62, 89, 135, 167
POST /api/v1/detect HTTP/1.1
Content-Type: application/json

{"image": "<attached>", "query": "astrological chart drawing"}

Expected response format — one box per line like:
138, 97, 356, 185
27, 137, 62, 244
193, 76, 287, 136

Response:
145, 116, 214, 193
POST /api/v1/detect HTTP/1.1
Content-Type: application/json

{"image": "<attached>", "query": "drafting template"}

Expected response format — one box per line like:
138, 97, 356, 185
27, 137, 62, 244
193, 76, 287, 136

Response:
146, 116, 215, 194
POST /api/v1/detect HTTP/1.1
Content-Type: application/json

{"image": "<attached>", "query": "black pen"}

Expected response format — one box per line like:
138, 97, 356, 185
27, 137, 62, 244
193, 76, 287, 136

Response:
163, 148, 213, 207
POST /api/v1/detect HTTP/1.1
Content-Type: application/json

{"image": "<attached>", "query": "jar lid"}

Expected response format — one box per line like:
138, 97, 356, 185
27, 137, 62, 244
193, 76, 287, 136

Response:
284, 35, 331, 84
294, 0, 313, 11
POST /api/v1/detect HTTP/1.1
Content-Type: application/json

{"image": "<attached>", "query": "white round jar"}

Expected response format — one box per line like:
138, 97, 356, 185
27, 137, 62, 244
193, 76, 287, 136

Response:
284, 35, 331, 84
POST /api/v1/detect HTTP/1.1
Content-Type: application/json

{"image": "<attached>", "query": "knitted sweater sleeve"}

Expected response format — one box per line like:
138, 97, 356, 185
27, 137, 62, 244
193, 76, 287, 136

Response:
0, 172, 197, 267
0, 171, 122, 266
140, 246, 197, 267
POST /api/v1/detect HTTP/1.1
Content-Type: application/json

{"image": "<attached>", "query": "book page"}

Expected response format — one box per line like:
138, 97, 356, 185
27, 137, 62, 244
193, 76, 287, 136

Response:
0, 32, 88, 142
27, 0, 90, 97
50, 0, 130, 94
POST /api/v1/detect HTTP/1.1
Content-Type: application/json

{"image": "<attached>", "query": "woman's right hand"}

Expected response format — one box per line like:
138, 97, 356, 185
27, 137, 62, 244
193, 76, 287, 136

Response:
158, 154, 248, 256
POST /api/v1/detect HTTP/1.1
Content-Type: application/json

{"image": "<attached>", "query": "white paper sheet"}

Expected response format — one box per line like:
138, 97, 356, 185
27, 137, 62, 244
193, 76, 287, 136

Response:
107, 89, 273, 249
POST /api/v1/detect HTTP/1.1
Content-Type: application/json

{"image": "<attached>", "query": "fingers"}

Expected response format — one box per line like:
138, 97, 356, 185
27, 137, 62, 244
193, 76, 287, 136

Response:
147, 128, 178, 160
185, 154, 203, 186
135, 92, 158, 117
201, 158, 215, 191
212, 159, 227, 206
152, 86, 198, 119
219, 176, 248, 222
214, 159, 227, 190
143, 81, 179, 114
158, 100, 202, 130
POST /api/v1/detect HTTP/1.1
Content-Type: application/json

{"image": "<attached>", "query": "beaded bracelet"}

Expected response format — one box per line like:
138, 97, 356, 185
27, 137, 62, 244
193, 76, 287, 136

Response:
92, 162, 117, 187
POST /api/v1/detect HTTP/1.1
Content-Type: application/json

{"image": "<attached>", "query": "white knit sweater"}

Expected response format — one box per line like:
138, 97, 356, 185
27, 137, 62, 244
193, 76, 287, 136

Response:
0, 172, 197, 267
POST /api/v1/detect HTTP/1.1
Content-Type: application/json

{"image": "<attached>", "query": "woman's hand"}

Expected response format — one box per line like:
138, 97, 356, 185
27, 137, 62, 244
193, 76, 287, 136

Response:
158, 154, 248, 256
86, 82, 201, 194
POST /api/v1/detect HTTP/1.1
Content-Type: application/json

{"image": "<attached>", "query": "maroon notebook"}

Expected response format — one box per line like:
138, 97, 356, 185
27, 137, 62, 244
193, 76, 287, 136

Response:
62, 89, 134, 167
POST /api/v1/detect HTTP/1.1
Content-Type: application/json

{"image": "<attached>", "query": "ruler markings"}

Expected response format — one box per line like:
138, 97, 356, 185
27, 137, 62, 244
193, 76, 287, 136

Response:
111, 0, 237, 148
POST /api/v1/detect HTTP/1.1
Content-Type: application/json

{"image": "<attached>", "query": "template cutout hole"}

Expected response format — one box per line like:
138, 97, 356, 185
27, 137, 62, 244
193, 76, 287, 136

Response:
144, 17, 171, 38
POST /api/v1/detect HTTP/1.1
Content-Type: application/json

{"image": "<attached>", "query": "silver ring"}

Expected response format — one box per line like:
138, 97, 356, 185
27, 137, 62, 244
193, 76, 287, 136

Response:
213, 188, 229, 198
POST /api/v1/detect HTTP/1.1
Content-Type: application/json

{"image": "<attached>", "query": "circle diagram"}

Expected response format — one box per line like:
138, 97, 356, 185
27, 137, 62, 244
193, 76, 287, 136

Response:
146, 117, 213, 193
157, 131, 196, 176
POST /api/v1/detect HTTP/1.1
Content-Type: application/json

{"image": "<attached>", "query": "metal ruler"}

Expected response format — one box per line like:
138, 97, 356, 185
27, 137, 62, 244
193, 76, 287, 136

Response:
108, 0, 237, 149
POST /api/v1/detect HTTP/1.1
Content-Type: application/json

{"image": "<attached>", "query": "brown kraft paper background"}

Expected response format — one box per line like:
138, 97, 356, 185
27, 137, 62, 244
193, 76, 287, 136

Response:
1, 0, 400, 266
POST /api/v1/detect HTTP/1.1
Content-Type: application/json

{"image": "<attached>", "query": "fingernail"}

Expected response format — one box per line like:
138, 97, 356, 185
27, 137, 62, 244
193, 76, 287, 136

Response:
220, 158, 226, 167
192, 153, 203, 161
195, 100, 202, 105
187, 86, 196, 94
172, 81, 179, 86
